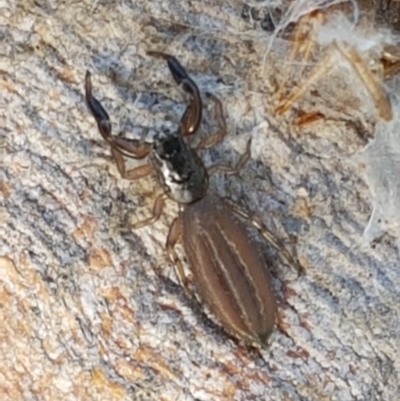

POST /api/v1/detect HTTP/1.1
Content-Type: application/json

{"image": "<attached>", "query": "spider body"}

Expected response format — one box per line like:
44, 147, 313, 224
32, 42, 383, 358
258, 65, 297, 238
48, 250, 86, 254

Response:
85, 52, 299, 346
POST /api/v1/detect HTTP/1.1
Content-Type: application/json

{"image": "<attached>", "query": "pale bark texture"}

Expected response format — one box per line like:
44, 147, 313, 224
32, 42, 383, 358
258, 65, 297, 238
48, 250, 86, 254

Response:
1, 1, 400, 400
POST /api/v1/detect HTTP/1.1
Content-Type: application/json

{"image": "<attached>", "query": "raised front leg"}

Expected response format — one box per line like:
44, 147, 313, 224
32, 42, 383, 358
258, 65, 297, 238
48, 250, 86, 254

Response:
147, 51, 202, 136
196, 93, 228, 150
85, 71, 153, 180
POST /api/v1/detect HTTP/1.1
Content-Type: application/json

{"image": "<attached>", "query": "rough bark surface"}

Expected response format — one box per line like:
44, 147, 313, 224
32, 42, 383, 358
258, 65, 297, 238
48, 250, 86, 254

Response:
2, 1, 400, 400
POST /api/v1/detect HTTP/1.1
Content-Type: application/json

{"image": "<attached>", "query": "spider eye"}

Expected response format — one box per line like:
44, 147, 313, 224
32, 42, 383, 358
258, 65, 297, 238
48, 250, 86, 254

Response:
162, 137, 181, 159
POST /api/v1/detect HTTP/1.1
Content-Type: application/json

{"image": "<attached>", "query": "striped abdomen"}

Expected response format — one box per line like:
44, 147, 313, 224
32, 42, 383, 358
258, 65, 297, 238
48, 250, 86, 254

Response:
181, 195, 277, 346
